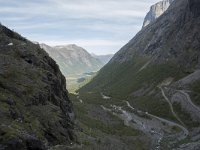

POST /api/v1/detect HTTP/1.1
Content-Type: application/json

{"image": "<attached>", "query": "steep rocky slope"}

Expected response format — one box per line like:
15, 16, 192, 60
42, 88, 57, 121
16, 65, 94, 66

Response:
40, 44, 103, 76
143, 0, 174, 27
79, 0, 200, 149
81, 0, 200, 98
0, 25, 75, 149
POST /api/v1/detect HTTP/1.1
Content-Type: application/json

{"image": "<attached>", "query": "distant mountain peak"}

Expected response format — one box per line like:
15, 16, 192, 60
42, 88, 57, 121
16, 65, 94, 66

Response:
55, 44, 79, 49
143, 0, 174, 28
40, 43, 103, 76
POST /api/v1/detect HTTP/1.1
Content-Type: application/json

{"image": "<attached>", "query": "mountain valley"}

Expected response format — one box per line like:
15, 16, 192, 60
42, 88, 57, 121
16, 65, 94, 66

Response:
0, 0, 200, 150
76, 0, 200, 149
40, 44, 104, 92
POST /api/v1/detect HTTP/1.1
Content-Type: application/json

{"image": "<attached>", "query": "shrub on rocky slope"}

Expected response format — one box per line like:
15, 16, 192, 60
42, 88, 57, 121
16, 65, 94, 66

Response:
0, 25, 75, 150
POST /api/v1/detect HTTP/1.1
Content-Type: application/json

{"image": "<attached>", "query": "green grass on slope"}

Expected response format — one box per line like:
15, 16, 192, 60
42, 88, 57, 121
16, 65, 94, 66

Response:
69, 94, 148, 150
78, 56, 187, 124
80, 55, 186, 99
128, 93, 177, 122
108, 63, 184, 98
79, 56, 150, 96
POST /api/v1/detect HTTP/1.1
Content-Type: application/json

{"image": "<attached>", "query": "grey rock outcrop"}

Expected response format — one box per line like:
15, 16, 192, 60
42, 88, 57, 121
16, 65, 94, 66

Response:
111, 0, 200, 67
143, 0, 174, 28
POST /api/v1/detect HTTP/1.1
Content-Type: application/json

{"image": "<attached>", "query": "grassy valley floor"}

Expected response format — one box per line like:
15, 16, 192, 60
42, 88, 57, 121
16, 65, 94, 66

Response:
69, 93, 150, 150
69, 90, 193, 150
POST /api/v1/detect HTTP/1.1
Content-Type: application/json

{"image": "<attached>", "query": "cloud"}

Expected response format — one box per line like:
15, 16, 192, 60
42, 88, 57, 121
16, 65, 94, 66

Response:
25, 33, 127, 55
0, 0, 159, 54
0, 0, 157, 20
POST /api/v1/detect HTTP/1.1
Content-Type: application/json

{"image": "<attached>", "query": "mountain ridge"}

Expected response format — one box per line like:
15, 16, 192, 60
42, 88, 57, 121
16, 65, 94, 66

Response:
143, 0, 174, 28
40, 43, 103, 76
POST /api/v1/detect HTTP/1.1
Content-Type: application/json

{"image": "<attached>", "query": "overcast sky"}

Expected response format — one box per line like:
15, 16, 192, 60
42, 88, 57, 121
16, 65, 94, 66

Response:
0, 0, 159, 55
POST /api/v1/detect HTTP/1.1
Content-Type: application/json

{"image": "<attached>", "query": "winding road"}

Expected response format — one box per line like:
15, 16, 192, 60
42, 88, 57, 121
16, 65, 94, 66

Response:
99, 91, 190, 150
159, 87, 186, 127
125, 101, 189, 141
178, 90, 200, 113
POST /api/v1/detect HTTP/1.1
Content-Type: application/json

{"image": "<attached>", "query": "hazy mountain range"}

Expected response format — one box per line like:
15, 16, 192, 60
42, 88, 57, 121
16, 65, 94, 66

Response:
40, 44, 113, 92
40, 43, 104, 76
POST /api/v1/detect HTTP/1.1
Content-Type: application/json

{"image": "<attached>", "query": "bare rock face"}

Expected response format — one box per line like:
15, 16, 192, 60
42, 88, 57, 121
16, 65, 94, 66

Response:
143, 0, 174, 27
0, 25, 76, 149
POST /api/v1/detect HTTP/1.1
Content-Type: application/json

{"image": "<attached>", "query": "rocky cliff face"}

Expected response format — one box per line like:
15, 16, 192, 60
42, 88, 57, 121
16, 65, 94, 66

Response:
111, 0, 200, 68
143, 0, 174, 27
0, 25, 75, 149
40, 44, 103, 76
